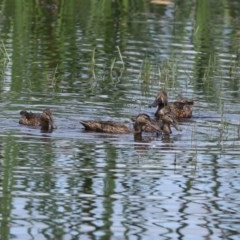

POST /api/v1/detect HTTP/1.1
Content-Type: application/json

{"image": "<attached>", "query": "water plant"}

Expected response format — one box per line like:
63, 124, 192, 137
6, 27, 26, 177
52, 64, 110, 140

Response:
138, 57, 152, 89
90, 47, 96, 80
0, 40, 10, 75
138, 55, 180, 95
117, 46, 125, 68
110, 47, 125, 83
46, 65, 60, 92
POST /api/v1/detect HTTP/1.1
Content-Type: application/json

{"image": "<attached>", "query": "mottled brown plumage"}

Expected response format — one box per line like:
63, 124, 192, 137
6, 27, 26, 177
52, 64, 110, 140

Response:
139, 108, 181, 135
79, 120, 129, 134
19, 108, 57, 130
159, 109, 181, 134
149, 90, 194, 119
80, 113, 159, 134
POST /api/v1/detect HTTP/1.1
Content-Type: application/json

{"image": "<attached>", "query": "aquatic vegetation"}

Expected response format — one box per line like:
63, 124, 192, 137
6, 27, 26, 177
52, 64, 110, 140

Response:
137, 56, 180, 96
0, 40, 10, 76
47, 65, 60, 91
139, 57, 152, 87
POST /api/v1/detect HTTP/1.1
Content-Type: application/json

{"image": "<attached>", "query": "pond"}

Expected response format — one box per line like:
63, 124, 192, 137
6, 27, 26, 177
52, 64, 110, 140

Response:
0, 0, 240, 239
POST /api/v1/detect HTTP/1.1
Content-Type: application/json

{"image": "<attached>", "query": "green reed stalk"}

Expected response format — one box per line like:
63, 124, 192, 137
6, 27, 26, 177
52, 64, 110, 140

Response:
139, 58, 152, 85
110, 57, 116, 75
46, 65, 59, 92
117, 46, 125, 68
52, 64, 58, 86
90, 47, 96, 79
1, 40, 10, 62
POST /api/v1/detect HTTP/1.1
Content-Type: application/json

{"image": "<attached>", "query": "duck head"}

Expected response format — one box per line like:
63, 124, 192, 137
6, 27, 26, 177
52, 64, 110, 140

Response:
149, 90, 168, 108
40, 108, 57, 131
160, 109, 181, 132
133, 113, 160, 133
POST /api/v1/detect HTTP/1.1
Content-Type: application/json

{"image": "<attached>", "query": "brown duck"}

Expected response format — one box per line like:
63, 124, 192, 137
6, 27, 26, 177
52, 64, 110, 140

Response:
135, 108, 181, 135
149, 90, 194, 119
79, 113, 160, 134
19, 108, 57, 131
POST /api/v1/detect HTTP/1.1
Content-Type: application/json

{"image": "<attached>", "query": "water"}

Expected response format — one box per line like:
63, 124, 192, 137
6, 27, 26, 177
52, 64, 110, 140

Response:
0, 0, 240, 239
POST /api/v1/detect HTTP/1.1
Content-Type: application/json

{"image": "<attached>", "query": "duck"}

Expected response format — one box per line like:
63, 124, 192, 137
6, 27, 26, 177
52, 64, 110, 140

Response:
149, 90, 194, 119
134, 108, 181, 135
19, 108, 57, 131
79, 113, 160, 134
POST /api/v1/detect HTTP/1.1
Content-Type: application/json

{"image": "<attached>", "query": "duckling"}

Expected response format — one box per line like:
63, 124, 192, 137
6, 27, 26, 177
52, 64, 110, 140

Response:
19, 108, 57, 131
135, 108, 181, 135
79, 113, 160, 134
149, 90, 194, 119
159, 108, 181, 134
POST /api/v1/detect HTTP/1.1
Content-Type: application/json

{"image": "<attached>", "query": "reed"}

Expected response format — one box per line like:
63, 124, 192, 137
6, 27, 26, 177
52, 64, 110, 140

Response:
88, 47, 103, 92
117, 46, 125, 68
1, 40, 10, 62
204, 54, 217, 82
108, 46, 126, 83
161, 58, 178, 89
228, 55, 240, 79
0, 40, 10, 75
138, 57, 153, 95
90, 47, 96, 79
139, 57, 152, 83
46, 65, 60, 92
114, 47, 125, 82
110, 57, 116, 74
137, 55, 180, 95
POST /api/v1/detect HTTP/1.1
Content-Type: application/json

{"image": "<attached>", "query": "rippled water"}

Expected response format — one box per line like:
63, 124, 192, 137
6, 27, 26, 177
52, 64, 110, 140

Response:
1, 0, 240, 239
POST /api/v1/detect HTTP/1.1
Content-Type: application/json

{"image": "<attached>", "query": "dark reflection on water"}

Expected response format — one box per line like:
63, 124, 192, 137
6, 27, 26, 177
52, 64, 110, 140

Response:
1, 0, 240, 239
1, 90, 240, 239
1, 100, 240, 240
1, 104, 240, 239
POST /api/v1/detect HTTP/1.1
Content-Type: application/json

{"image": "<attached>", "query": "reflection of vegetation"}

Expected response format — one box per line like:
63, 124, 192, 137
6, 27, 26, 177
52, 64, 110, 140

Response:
1, 135, 57, 239
0, 41, 9, 77
191, 0, 240, 108
0, 0, 150, 93
0, 0, 239, 99
1, 135, 17, 240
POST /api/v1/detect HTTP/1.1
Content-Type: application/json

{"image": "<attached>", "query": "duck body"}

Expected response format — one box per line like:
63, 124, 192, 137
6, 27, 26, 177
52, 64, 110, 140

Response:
149, 90, 194, 119
139, 109, 181, 135
80, 113, 160, 134
19, 108, 57, 130
159, 102, 193, 119
79, 120, 130, 134
19, 111, 41, 126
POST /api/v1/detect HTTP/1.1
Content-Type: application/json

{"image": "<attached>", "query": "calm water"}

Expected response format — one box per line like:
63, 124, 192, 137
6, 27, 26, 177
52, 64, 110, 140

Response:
1, 0, 240, 239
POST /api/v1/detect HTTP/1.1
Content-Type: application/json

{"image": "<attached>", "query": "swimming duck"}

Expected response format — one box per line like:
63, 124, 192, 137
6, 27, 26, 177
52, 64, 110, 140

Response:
149, 90, 194, 119
19, 108, 57, 130
79, 113, 160, 134
158, 107, 182, 134
134, 108, 181, 135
